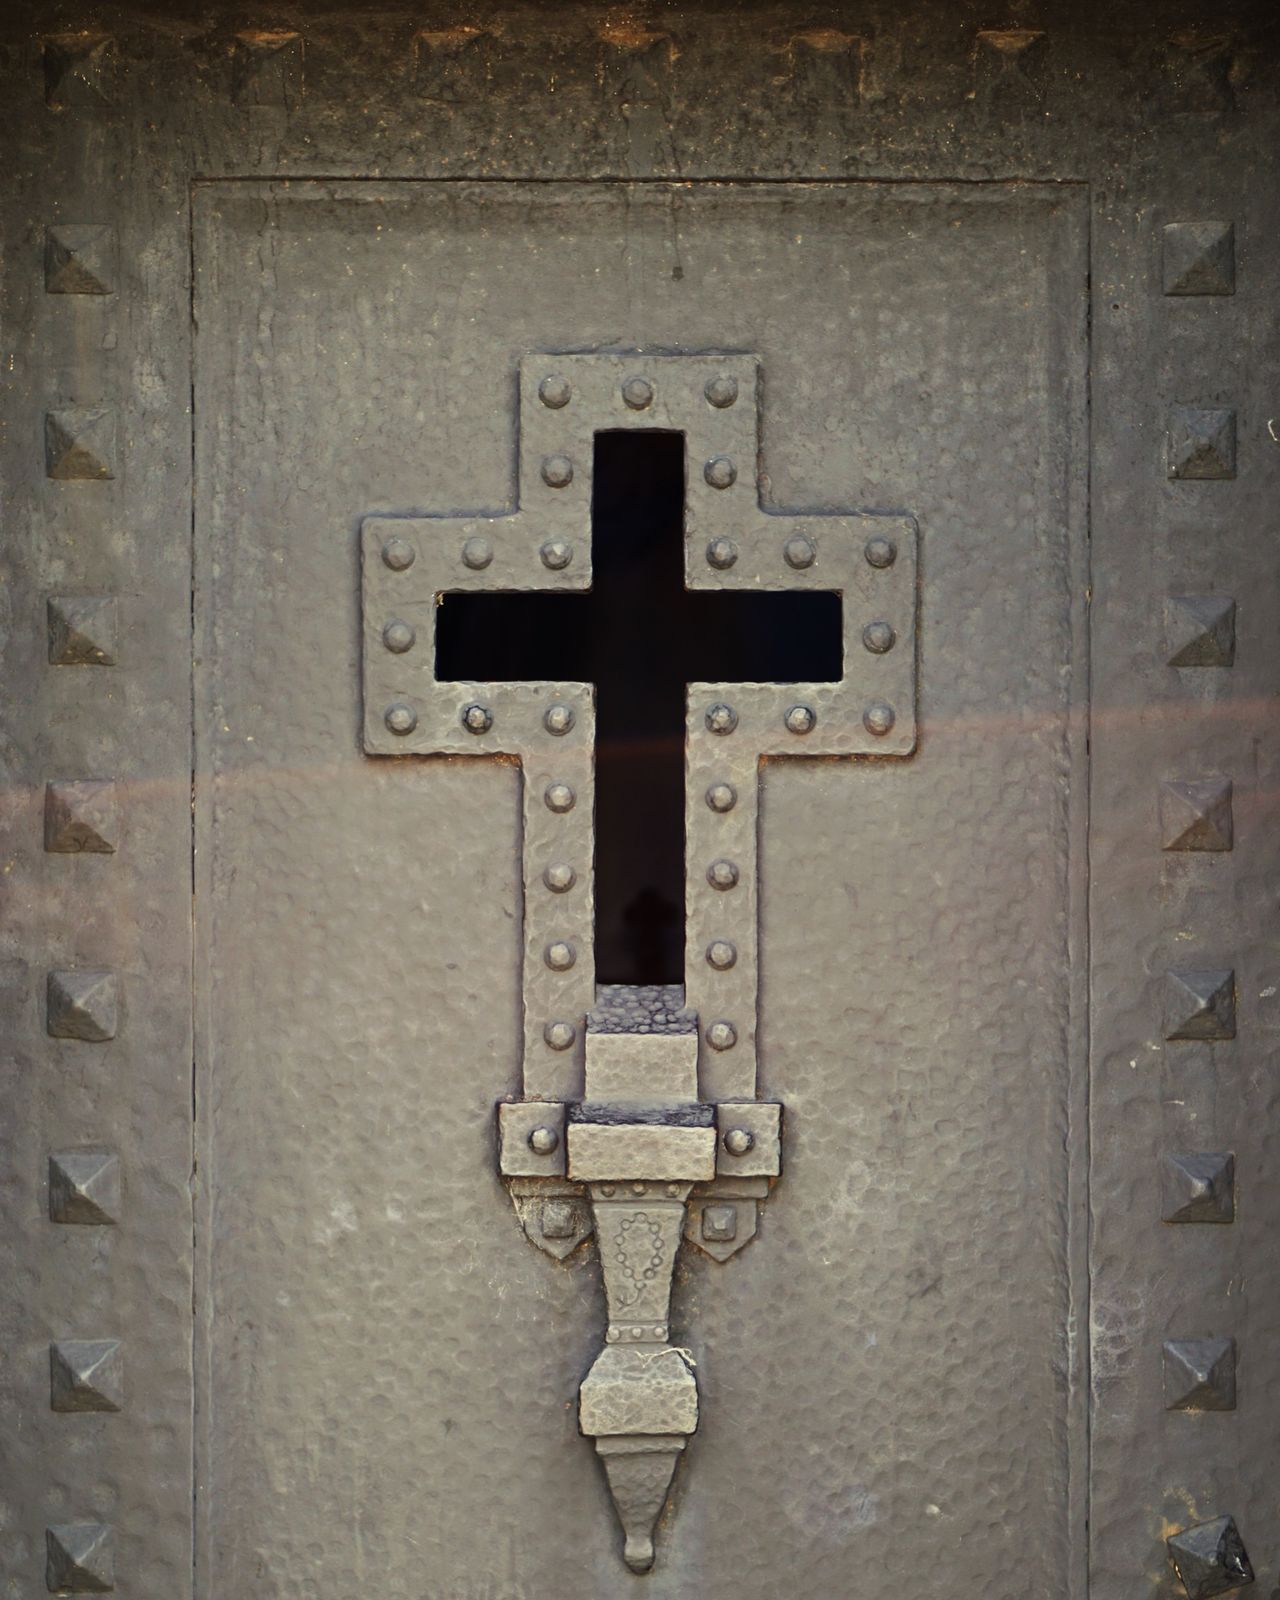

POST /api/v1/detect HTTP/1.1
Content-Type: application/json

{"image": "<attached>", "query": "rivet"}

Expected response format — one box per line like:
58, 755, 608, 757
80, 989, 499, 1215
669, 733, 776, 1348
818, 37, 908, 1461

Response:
540, 538, 573, 571
707, 858, 739, 890
664, 1183, 681, 1198
545, 940, 577, 971
724, 1127, 755, 1156
384, 702, 418, 736
544, 702, 575, 736
706, 939, 738, 970
544, 1019, 577, 1050
631, 1325, 645, 1340
541, 454, 574, 489
650, 1324, 665, 1339
865, 534, 898, 569
382, 619, 416, 654
863, 702, 896, 737
461, 535, 493, 570
705, 375, 739, 408
705, 702, 738, 735
601, 1184, 616, 1197
606, 1326, 620, 1343
706, 1019, 738, 1051
705, 782, 737, 813
784, 703, 816, 735
461, 702, 493, 735
539, 374, 572, 409
381, 536, 416, 571
704, 455, 737, 490
544, 781, 576, 813
784, 534, 816, 569
528, 1126, 559, 1155
622, 376, 654, 410
862, 620, 896, 654
631, 1181, 646, 1196
543, 862, 577, 893
706, 537, 738, 571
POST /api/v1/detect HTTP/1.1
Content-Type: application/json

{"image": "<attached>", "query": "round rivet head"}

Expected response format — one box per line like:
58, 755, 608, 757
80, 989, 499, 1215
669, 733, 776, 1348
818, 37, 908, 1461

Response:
784, 534, 816, 570
665, 1183, 681, 1198
706, 1019, 738, 1051
706, 782, 737, 813
785, 703, 817, 735
706, 939, 738, 970
543, 862, 577, 893
862, 620, 896, 654
461, 702, 493, 735
865, 534, 898, 569
705, 702, 738, 735
724, 1127, 755, 1157
600, 1184, 616, 1198
707, 858, 739, 890
544, 1019, 577, 1050
544, 702, 575, 736
384, 702, 418, 736
544, 781, 575, 813
706, 537, 738, 571
541, 454, 574, 489
704, 455, 737, 490
631, 1182, 646, 1196
382, 536, 416, 572
461, 535, 493, 570
863, 701, 896, 737
540, 538, 573, 571
545, 940, 577, 971
528, 1125, 560, 1155
622, 376, 654, 410
382, 619, 416, 654
539, 374, 572, 409
705, 374, 739, 408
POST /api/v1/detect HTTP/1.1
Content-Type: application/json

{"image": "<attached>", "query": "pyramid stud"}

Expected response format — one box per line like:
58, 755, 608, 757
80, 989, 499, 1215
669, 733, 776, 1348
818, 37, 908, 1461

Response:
48, 597, 117, 665
45, 226, 116, 295
45, 408, 115, 480
48, 1150, 120, 1225
44, 781, 118, 854
50, 1339, 123, 1413
1162, 1151, 1234, 1224
1166, 595, 1236, 667
45, 1522, 114, 1592
1167, 1515, 1254, 1598
1160, 779, 1233, 852
47, 971, 118, 1042
1163, 1337, 1236, 1411
44, 34, 114, 108
1163, 222, 1235, 296
1164, 968, 1235, 1041
1167, 407, 1236, 480
232, 30, 304, 107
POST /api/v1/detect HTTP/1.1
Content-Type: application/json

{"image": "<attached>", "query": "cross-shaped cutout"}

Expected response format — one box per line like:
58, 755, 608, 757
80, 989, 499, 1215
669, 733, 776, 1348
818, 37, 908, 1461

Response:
361, 352, 917, 1098
438, 430, 842, 985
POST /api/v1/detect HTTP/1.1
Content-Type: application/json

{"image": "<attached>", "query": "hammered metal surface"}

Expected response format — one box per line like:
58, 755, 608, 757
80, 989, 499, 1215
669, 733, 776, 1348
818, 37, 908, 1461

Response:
2, 5, 1275, 1599
194, 175, 1087, 1598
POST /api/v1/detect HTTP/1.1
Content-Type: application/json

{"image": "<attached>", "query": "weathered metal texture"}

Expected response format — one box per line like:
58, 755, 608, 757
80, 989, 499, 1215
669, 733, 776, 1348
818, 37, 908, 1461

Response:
192, 174, 1088, 1595
0, 4, 1273, 1599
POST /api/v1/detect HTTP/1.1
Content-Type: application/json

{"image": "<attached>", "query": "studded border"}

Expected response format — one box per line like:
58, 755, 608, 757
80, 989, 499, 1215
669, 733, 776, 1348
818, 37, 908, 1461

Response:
362, 352, 917, 1099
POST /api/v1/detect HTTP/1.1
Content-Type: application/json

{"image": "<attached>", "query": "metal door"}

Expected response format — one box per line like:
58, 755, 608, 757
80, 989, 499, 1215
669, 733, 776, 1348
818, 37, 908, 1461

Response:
2, 6, 1275, 1600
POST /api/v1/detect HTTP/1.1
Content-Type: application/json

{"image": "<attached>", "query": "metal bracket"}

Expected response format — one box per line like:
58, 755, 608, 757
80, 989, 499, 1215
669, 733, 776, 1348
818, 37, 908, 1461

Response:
361, 350, 917, 1572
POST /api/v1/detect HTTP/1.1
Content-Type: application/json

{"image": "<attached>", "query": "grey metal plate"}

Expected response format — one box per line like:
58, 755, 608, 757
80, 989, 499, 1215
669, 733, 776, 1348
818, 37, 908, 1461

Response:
193, 177, 1087, 1597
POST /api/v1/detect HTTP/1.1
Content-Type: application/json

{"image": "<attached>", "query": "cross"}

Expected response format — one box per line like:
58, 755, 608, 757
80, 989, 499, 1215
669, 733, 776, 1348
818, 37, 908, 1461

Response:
361, 352, 916, 1097
436, 429, 841, 986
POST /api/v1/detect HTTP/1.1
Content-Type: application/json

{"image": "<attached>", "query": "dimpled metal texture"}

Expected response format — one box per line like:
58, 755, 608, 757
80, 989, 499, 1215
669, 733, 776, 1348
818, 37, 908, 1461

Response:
196, 176, 1087, 1598
4, 7, 1276, 1600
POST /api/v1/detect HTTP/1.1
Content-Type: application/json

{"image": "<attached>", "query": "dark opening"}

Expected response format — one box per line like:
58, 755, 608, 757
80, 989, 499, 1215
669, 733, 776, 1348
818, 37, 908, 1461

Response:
435, 430, 842, 985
